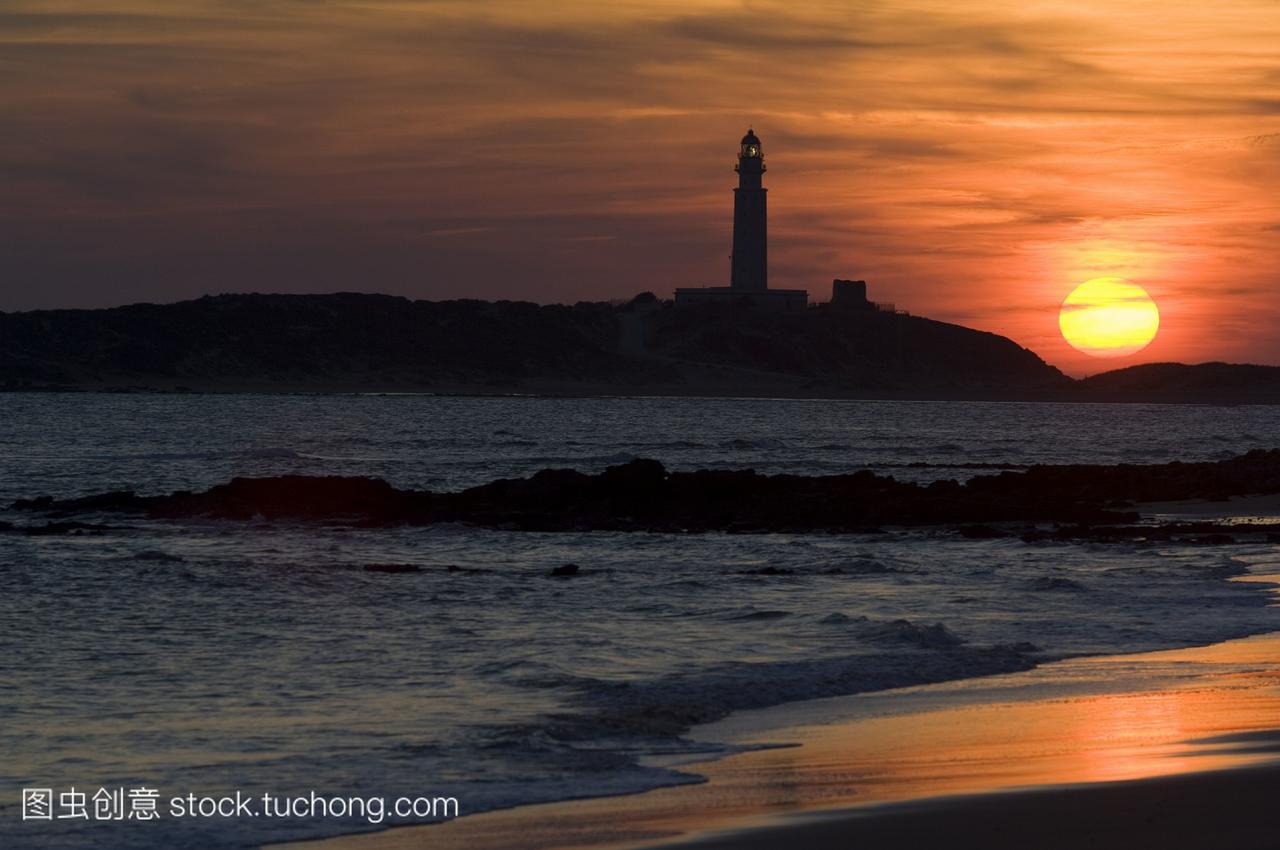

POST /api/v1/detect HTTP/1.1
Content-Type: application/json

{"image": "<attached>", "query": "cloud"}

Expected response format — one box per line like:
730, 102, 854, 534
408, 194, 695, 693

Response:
1, 0, 1279, 370
654, 10, 896, 52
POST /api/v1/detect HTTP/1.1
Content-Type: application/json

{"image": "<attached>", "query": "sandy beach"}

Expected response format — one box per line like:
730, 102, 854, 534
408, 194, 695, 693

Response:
277, 605, 1280, 850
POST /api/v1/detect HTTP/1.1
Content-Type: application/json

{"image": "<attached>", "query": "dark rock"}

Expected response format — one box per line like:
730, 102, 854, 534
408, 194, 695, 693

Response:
598, 458, 668, 506
135, 550, 184, 562
155, 476, 414, 522
364, 563, 423, 574
15, 450, 1280, 535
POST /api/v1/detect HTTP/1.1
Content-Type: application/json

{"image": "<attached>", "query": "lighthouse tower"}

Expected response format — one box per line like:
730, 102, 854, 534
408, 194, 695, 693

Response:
673, 129, 807, 310
730, 129, 767, 292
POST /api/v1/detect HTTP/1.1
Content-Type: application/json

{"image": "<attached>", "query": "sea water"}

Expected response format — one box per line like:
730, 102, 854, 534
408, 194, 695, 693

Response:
3, 394, 1280, 848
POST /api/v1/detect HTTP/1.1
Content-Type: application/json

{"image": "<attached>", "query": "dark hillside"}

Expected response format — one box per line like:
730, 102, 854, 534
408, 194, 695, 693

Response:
1078, 362, 1280, 403
0, 292, 1109, 398
648, 303, 1068, 392
0, 293, 650, 390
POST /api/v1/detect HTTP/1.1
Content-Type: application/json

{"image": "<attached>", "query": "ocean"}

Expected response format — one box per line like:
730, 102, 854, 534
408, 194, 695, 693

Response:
4, 393, 1280, 849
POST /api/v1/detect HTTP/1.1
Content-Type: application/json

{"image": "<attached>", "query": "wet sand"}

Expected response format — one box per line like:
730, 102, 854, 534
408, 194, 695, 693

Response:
276, 623, 1280, 850
660, 761, 1280, 850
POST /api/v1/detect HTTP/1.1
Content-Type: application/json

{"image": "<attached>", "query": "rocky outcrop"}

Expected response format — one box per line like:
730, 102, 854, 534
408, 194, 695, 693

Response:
15, 450, 1280, 532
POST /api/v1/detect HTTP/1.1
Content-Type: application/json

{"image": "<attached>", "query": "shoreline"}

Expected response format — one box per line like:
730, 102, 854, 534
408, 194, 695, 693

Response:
274, 619, 1280, 850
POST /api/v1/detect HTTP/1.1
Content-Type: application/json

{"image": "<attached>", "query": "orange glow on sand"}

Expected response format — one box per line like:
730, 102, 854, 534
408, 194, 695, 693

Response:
275, 632, 1280, 850
1059, 277, 1161, 358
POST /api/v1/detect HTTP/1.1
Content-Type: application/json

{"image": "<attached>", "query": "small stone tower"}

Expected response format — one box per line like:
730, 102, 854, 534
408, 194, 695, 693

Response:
730, 129, 767, 292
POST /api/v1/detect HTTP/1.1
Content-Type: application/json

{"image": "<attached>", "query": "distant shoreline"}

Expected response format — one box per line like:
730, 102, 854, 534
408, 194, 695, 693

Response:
7, 385, 1280, 405
7, 292, 1280, 404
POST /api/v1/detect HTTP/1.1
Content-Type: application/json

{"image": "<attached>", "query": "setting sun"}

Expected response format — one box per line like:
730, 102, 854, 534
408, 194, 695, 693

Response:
1059, 278, 1160, 359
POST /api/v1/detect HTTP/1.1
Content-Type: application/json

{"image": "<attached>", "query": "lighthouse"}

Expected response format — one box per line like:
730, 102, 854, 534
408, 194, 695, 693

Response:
730, 129, 767, 292
674, 129, 807, 310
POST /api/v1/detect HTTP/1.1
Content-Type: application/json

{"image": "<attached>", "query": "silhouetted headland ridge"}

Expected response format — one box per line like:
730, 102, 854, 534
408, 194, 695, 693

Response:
0, 292, 1066, 399
5, 293, 1278, 402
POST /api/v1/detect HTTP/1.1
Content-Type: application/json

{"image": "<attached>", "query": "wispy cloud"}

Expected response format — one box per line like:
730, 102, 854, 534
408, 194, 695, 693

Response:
1, 0, 1278, 372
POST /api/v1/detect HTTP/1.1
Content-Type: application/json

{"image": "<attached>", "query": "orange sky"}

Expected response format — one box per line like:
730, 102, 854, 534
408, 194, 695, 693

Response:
2, 1, 1278, 373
